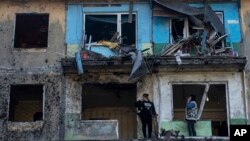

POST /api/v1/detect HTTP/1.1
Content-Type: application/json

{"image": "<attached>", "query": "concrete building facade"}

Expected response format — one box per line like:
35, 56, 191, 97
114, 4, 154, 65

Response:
0, 0, 248, 140
240, 0, 250, 125
0, 1, 65, 140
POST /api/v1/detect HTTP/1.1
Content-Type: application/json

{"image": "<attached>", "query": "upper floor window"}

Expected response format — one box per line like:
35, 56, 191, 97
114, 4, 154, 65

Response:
14, 13, 49, 48
170, 12, 224, 45
85, 14, 136, 46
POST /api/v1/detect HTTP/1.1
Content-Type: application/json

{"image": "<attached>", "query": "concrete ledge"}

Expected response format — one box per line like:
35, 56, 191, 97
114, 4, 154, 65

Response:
62, 56, 246, 74
160, 120, 212, 136
65, 119, 119, 140
79, 120, 119, 140
7, 121, 44, 132
168, 136, 230, 141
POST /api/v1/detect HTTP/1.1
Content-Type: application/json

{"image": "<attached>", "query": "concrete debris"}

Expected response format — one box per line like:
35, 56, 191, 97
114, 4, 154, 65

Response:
174, 50, 191, 65
160, 30, 232, 57
175, 51, 182, 65
74, 0, 239, 79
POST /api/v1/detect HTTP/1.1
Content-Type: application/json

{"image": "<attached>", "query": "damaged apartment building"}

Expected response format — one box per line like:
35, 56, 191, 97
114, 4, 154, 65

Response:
0, 0, 248, 140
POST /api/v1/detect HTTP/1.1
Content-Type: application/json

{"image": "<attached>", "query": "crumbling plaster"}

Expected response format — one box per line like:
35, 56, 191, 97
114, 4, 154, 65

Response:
64, 71, 247, 139
240, 0, 250, 124
64, 73, 138, 140
64, 73, 154, 140
0, 1, 66, 140
0, 1, 65, 70
65, 73, 154, 115
152, 72, 246, 124
0, 73, 64, 141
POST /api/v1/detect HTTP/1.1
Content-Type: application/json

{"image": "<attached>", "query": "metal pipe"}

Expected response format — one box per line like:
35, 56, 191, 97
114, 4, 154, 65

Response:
243, 70, 249, 124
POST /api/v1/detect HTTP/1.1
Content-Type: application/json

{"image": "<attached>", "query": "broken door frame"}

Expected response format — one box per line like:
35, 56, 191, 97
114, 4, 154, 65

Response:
171, 81, 230, 136
79, 82, 137, 139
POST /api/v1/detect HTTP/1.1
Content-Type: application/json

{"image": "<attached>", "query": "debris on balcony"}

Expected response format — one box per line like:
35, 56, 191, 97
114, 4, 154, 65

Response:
161, 33, 199, 56
128, 50, 149, 82
70, 0, 242, 80
155, 0, 238, 57
78, 27, 137, 60
98, 40, 119, 49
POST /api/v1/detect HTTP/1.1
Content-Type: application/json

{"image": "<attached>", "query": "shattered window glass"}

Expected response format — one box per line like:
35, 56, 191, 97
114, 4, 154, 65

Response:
215, 12, 224, 24
171, 18, 185, 43
14, 14, 49, 48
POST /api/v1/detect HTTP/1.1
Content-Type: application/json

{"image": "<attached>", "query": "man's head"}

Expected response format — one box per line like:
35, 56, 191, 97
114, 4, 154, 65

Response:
143, 93, 148, 97
143, 93, 149, 100
189, 94, 196, 101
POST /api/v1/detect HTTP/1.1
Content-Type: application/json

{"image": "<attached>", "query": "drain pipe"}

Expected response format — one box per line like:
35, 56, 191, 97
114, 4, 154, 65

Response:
243, 70, 249, 124
149, 0, 154, 54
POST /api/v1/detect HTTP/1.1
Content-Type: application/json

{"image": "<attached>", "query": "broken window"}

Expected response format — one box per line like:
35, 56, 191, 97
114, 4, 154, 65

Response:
121, 15, 136, 45
213, 12, 225, 48
166, 12, 226, 56
215, 12, 224, 24
173, 84, 228, 136
170, 18, 189, 43
9, 85, 44, 122
14, 14, 49, 48
85, 14, 136, 46
86, 15, 117, 42
82, 83, 137, 139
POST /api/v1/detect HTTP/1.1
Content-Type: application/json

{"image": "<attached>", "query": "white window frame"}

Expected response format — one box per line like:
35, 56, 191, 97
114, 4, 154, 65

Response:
215, 11, 224, 24
83, 13, 137, 45
170, 17, 189, 44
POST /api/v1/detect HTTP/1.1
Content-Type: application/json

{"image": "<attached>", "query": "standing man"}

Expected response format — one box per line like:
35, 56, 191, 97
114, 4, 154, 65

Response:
135, 93, 157, 139
185, 95, 198, 136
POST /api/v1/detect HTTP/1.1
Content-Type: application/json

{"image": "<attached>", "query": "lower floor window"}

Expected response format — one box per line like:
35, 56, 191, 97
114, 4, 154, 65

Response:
173, 83, 228, 136
9, 85, 44, 122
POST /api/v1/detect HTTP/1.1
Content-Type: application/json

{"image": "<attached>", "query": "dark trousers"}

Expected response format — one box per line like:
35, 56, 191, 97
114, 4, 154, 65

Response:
141, 115, 152, 138
140, 114, 152, 138
187, 120, 196, 136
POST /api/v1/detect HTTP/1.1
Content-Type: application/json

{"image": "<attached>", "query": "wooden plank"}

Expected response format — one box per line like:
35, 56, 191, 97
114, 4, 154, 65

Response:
166, 42, 184, 55
161, 44, 174, 55
110, 32, 119, 42
197, 83, 210, 120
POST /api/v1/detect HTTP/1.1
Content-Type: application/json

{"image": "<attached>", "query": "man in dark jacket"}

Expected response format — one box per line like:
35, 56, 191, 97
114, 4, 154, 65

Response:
135, 93, 157, 139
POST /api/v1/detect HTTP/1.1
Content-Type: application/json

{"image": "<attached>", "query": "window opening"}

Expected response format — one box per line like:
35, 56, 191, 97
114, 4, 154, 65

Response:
9, 85, 44, 122
85, 15, 117, 42
85, 14, 136, 46
14, 14, 49, 48
121, 14, 136, 45
172, 84, 228, 136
